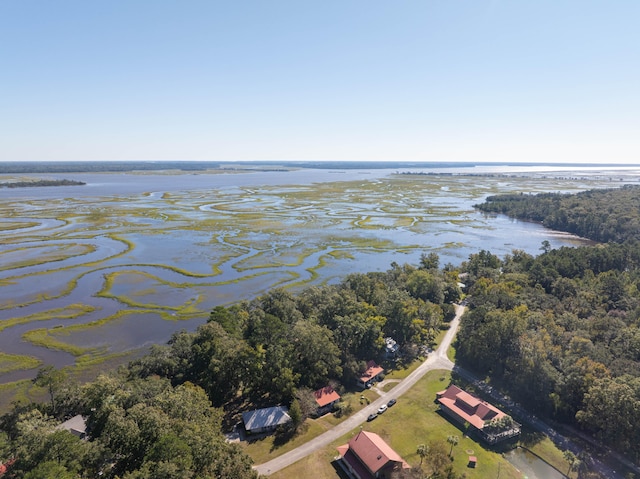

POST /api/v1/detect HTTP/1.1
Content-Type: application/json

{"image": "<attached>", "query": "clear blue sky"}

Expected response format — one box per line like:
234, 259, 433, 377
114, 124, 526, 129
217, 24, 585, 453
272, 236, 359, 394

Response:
1, 1, 639, 163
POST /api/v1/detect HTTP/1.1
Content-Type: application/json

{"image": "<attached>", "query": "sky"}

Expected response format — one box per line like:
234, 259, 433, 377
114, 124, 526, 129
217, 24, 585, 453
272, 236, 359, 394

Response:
1, 1, 639, 164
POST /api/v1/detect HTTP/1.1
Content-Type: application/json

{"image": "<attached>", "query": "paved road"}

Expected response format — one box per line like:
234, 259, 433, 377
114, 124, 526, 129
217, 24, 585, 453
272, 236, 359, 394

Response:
255, 303, 635, 478
254, 304, 465, 476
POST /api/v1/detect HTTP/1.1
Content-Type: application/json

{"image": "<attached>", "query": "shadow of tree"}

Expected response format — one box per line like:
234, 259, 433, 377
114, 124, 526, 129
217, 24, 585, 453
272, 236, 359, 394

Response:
518, 428, 547, 447
269, 423, 309, 452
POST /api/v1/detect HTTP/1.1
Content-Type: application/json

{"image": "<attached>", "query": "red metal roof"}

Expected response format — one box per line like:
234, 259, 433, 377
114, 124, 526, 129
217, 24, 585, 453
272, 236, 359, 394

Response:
358, 360, 384, 383
314, 386, 341, 407
437, 384, 505, 430
337, 430, 410, 475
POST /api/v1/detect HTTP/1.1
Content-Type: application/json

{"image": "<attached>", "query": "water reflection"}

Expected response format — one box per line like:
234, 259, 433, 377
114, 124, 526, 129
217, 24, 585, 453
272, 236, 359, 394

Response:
505, 448, 566, 479
0, 169, 617, 380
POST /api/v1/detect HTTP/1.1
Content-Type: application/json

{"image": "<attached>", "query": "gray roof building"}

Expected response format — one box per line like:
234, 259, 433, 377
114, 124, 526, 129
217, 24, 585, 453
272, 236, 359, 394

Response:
242, 406, 291, 434
57, 414, 87, 439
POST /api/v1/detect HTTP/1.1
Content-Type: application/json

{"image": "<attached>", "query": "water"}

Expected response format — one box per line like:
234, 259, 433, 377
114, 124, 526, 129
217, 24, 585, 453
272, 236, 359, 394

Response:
0, 165, 633, 382
505, 448, 566, 479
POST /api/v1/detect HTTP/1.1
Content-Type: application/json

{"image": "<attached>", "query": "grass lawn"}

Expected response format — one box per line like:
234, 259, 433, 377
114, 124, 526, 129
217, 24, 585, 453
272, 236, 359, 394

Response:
521, 431, 575, 477
260, 370, 535, 479
381, 382, 398, 393
357, 370, 522, 479
241, 388, 381, 463
268, 447, 338, 479
384, 358, 422, 380
240, 420, 329, 465
318, 388, 379, 428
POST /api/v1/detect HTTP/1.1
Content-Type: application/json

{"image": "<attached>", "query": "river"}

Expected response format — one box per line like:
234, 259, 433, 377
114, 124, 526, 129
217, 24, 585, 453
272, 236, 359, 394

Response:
1, 164, 638, 383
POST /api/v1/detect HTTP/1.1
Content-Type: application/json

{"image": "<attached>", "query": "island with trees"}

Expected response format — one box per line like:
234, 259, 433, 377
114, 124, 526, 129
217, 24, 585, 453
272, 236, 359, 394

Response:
0, 179, 85, 188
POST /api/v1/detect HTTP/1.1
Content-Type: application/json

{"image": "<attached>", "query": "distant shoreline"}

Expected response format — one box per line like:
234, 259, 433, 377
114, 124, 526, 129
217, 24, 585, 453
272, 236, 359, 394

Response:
0, 179, 86, 188
1, 160, 639, 174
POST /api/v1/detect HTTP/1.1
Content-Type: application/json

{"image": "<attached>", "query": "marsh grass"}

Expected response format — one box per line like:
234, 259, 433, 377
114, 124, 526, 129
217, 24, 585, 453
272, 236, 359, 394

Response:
23, 328, 93, 356
0, 243, 96, 271
233, 248, 315, 272
0, 221, 39, 231
20, 308, 174, 356
0, 379, 43, 411
327, 250, 354, 260
0, 304, 96, 333
0, 352, 41, 374
1, 173, 612, 389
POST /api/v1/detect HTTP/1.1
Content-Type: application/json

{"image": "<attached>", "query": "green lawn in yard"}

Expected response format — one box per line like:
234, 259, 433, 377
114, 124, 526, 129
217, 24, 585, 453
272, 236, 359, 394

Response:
520, 431, 577, 478
257, 369, 532, 479
356, 370, 522, 479
268, 447, 338, 479
240, 420, 328, 465
381, 382, 398, 393
241, 388, 383, 463
318, 389, 380, 428
384, 358, 422, 380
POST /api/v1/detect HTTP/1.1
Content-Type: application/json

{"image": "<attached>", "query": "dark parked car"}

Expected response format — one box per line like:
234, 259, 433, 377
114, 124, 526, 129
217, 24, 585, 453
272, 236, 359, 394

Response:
387, 398, 397, 407
367, 413, 378, 421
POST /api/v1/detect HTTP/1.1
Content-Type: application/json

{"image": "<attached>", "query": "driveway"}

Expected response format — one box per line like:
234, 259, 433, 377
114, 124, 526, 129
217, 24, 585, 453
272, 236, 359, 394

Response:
254, 304, 465, 476
255, 301, 633, 479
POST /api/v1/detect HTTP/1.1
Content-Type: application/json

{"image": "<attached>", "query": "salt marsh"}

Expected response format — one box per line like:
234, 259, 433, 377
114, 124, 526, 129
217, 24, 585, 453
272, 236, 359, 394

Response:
1, 165, 628, 384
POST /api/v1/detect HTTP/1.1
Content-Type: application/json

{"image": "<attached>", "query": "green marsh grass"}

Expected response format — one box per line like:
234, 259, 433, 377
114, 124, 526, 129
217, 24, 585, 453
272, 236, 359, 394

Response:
1, 173, 618, 410
0, 352, 41, 374
23, 328, 93, 356
21, 309, 176, 358
0, 243, 96, 271
0, 221, 39, 231
0, 304, 96, 333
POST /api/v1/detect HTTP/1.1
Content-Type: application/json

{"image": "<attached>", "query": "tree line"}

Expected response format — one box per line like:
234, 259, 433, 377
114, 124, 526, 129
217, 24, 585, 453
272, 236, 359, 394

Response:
0, 254, 458, 478
130, 254, 458, 408
456, 185, 640, 462
5, 183, 640, 474
0, 179, 85, 188
475, 185, 640, 243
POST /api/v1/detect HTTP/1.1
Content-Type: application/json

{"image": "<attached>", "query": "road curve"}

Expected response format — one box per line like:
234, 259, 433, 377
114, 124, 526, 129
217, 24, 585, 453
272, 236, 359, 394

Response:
254, 304, 466, 476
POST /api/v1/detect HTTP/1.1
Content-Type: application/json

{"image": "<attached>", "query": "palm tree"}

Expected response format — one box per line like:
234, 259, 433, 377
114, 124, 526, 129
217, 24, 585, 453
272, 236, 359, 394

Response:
417, 443, 429, 466
576, 451, 590, 479
447, 435, 459, 457
563, 450, 580, 477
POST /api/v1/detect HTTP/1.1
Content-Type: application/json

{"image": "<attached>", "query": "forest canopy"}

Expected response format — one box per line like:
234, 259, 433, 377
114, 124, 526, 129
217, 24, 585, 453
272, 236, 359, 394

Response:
460, 186, 640, 461
475, 185, 640, 243
0, 257, 458, 478
3, 185, 640, 475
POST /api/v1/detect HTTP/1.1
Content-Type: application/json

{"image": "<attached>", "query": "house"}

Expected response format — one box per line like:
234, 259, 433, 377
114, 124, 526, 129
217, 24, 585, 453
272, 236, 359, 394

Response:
357, 360, 384, 389
0, 458, 16, 477
336, 430, 410, 479
384, 337, 399, 359
57, 414, 87, 439
436, 385, 520, 444
314, 385, 341, 416
242, 406, 291, 435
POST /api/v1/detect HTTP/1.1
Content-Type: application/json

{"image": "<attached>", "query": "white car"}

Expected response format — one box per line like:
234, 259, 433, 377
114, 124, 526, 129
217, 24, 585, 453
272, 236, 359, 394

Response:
377, 404, 387, 414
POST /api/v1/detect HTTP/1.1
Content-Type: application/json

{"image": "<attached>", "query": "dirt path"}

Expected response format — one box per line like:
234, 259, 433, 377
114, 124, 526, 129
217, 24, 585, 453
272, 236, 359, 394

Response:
254, 304, 465, 476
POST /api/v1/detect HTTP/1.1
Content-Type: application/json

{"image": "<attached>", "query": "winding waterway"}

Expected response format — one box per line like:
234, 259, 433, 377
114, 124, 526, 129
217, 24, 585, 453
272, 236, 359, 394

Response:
1, 164, 637, 384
